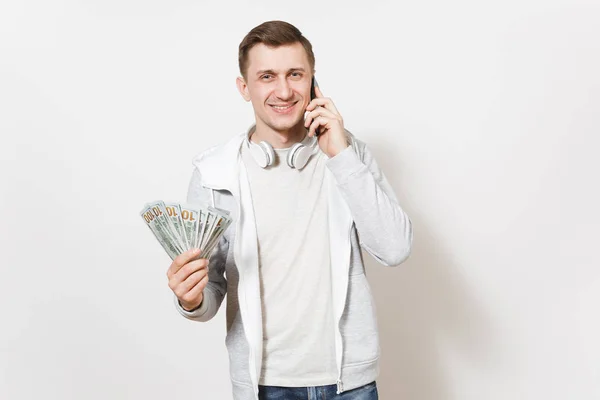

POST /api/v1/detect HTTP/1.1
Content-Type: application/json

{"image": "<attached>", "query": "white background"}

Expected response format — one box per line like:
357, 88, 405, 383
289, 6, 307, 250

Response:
1, 1, 599, 399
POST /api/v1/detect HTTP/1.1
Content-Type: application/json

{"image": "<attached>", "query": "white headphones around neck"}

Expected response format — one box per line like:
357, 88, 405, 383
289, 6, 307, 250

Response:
244, 125, 319, 169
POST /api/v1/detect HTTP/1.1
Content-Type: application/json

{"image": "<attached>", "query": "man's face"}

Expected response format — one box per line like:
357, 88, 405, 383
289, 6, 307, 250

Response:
238, 42, 313, 134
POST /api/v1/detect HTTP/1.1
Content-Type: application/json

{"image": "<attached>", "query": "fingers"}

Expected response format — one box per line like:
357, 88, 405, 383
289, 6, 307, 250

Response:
167, 248, 200, 279
314, 84, 323, 98
174, 268, 208, 301
166, 248, 211, 311
180, 273, 209, 305
308, 116, 327, 137
304, 106, 337, 129
167, 258, 209, 301
172, 258, 209, 285
306, 96, 340, 115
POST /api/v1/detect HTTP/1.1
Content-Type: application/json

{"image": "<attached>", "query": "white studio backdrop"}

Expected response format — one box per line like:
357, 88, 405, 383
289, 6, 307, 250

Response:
1, 1, 599, 399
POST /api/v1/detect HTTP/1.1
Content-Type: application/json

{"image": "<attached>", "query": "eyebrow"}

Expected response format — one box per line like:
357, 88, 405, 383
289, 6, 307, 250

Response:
255, 67, 307, 76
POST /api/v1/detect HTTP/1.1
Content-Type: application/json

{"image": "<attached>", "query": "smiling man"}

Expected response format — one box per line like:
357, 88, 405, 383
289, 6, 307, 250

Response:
166, 20, 413, 400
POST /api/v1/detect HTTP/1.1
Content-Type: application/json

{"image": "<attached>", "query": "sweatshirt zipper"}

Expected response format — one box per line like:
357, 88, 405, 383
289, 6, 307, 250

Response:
337, 379, 344, 394
335, 221, 354, 395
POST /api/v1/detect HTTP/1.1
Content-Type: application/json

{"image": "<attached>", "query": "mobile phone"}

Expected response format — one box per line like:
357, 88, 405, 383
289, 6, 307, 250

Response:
310, 76, 320, 136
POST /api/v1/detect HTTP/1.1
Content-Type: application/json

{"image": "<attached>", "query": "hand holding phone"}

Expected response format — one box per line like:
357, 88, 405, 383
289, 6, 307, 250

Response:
303, 77, 349, 157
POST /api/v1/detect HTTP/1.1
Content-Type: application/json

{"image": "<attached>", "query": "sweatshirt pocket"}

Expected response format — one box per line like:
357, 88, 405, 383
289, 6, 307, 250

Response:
340, 273, 380, 365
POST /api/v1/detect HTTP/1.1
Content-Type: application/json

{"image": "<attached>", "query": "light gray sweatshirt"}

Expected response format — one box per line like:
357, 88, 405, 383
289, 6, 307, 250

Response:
174, 127, 413, 400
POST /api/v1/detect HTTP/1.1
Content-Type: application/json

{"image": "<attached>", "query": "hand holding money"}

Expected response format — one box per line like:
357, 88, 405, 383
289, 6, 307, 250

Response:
167, 249, 208, 311
140, 200, 232, 312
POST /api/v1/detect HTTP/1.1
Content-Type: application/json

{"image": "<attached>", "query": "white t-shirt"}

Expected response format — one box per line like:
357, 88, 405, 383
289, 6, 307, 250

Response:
241, 134, 338, 387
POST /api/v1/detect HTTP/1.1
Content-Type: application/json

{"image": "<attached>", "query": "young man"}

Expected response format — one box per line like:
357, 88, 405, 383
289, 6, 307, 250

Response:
166, 21, 413, 400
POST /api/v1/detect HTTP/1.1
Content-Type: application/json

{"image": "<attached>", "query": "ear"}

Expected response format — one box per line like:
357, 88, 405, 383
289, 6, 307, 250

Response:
236, 76, 251, 102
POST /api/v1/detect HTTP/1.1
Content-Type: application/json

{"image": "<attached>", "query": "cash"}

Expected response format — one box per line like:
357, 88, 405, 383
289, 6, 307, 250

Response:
140, 200, 232, 260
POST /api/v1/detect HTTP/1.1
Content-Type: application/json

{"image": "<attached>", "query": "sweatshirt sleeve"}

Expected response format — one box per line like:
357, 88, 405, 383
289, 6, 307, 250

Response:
325, 144, 413, 266
173, 167, 229, 322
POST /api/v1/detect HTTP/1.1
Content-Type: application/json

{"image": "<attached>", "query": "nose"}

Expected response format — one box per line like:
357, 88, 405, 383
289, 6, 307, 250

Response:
273, 77, 293, 100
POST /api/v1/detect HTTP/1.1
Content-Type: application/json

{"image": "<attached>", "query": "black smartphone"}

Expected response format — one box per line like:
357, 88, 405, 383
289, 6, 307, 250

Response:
310, 76, 320, 136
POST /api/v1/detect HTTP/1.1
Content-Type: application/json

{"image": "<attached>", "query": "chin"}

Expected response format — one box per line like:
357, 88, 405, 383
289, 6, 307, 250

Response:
269, 118, 302, 132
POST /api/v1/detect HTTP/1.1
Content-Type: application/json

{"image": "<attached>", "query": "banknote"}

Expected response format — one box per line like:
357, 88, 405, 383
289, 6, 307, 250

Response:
200, 216, 232, 259
201, 207, 229, 247
194, 208, 207, 251
141, 200, 232, 260
180, 205, 200, 251
199, 210, 216, 251
164, 202, 187, 251
140, 204, 181, 260
147, 200, 186, 255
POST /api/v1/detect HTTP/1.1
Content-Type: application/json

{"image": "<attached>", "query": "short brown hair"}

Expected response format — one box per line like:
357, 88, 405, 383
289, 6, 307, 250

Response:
238, 20, 315, 80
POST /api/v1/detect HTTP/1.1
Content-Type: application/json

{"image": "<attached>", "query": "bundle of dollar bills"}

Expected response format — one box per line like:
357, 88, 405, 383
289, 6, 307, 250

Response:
140, 200, 232, 260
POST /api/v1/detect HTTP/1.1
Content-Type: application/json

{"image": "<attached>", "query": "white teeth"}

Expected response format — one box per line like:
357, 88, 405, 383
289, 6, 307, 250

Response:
271, 104, 294, 110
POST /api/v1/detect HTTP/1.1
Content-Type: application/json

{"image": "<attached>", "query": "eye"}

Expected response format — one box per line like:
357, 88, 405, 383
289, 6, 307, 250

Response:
261, 74, 272, 80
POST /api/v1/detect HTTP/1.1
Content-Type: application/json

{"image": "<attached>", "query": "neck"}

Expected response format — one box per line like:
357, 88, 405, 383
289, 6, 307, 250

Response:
251, 119, 308, 149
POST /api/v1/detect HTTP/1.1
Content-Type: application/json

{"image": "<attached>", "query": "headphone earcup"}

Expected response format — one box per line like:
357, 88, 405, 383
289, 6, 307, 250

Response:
249, 140, 274, 168
287, 143, 302, 168
288, 143, 313, 169
259, 141, 275, 167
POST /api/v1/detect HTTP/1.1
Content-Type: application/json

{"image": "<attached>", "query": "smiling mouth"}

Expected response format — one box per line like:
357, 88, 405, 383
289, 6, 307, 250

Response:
269, 102, 298, 113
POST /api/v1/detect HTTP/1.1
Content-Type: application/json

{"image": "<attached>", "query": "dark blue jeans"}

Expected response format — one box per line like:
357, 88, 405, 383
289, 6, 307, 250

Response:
258, 381, 378, 400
